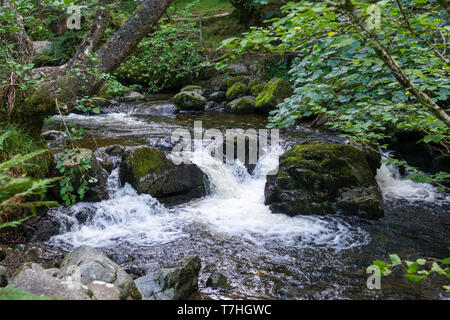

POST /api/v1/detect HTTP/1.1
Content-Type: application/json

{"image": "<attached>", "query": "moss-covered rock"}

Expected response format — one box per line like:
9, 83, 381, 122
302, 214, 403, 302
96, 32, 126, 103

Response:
224, 76, 250, 88
180, 85, 204, 96
225, 96, 255, 114
250, 83, 265, 96
254, 77, 293, 113
172, 91, 206, 111
119, 146, 208, 204
97, 82, 132, 100
226, 82, 249, 100
264, 142, 383, 219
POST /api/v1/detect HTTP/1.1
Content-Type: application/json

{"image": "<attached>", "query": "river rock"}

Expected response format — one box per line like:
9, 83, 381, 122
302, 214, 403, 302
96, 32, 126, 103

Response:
59, 245, 142, 300
0, 266, 7, 287
134, 256, 201, 300
180, 85, 204, 96
119, 146, 208, 204
224, 76, 250, 88
206, 271, 228, 288
11, 263, 92, 300
119, 91, 145, 101
87, 281, 121, 300
52, 148, 108, 202
264, 142, 384, 219
225, 96, 255, 114
24, 216, 59, 242
207, 91, 226, 103
223, 64, 249, 75
226, 82, 249, 100
254, 77, 293, 113
172, 91, 206, 111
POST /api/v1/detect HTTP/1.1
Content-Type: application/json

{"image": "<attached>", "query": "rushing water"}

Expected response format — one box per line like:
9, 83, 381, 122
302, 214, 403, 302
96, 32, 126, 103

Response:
42, 102, 450, 300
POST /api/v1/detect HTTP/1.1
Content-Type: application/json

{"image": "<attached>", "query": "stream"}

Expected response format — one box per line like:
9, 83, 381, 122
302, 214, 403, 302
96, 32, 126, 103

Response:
40, 96, 450, 300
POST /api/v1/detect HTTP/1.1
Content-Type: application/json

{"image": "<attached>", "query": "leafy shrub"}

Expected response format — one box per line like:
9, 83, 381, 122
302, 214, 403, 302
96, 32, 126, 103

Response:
115, 5, 206, 92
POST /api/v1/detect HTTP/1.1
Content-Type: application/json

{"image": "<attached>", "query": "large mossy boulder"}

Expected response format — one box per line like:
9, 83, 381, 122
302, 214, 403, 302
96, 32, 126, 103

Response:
226, 82, 249, 100
264, 142, 384, 219
134, 256, 201, 300
254, 77, 293, 113
172, 91, 206, 111
225, 96, 255, 114
119, 146, 208, 204
59, 245, 141, 300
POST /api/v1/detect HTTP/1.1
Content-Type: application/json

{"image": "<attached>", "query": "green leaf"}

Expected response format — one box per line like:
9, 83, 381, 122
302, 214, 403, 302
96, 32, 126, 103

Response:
405, 274, 423, 282
389, 254, 401, 266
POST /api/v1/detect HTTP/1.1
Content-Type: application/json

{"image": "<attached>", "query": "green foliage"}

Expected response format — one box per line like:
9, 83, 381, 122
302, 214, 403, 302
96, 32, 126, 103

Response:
0, 124, 51, 178
369, 252, 450, 292
56, 148, 97, 206
0, 285, 52, 300
219, 0, 450, 188
0, 149, 59, 229
115, 3, 207, 92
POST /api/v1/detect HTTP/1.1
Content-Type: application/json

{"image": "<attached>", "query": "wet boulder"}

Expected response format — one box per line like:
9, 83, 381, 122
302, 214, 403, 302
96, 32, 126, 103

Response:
24, 216, 60, 242
226, 82, 249, 100
134, 256, 201, 300
172, 91, 206, 111
225, 96, 255, 114
254, 77, 293, 113
119, 146, 208, 204
59, 245, 142, 300
264, 142, 384, 219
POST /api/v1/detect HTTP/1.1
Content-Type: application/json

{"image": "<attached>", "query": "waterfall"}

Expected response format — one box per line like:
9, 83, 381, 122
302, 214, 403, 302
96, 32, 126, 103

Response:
48, 144, 369, 251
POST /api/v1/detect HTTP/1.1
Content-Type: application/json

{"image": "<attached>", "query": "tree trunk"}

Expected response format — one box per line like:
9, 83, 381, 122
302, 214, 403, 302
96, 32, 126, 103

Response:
15, 0, 172, 123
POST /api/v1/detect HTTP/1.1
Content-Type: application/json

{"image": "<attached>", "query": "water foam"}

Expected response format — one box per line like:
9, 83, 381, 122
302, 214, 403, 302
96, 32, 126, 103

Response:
48, 145, 369, 252
376, 163, 450, 203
